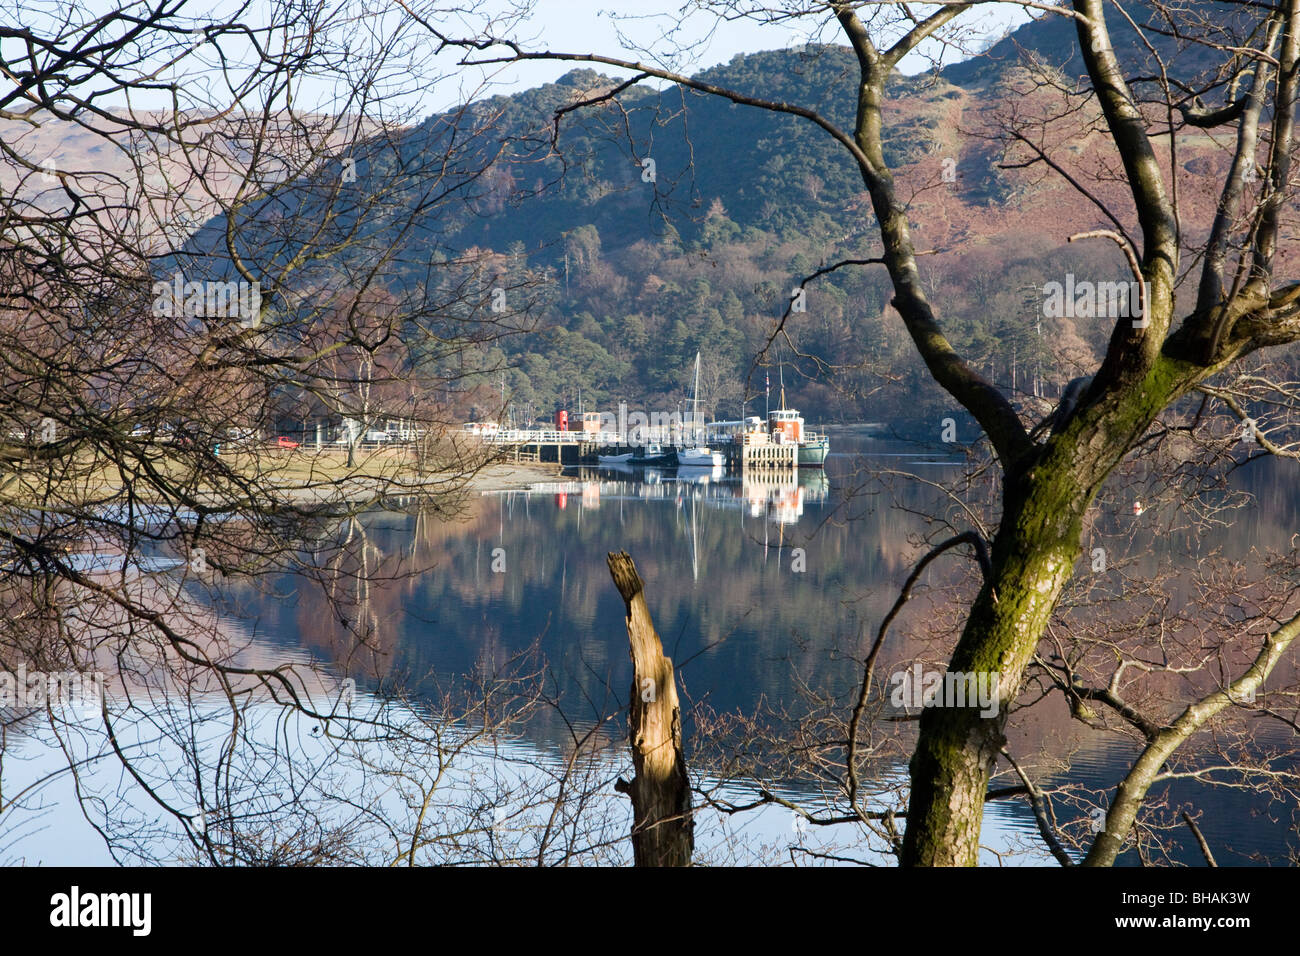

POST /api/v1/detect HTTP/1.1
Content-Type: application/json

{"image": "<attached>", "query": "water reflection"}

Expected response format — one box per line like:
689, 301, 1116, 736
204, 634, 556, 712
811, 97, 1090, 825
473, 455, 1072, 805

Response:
531, 463, 829, 524
8, 430, 1298, 865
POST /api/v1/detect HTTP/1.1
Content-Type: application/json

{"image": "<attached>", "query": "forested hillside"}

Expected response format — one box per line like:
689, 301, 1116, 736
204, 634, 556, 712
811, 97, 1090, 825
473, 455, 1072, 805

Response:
172, 3, 1294, 431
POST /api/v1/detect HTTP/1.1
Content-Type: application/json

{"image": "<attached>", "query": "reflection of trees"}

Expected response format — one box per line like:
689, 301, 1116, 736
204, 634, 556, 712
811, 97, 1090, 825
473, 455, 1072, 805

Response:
0, 0, 552, 865
243, 467, 986, 745
684, 436, 1300, 865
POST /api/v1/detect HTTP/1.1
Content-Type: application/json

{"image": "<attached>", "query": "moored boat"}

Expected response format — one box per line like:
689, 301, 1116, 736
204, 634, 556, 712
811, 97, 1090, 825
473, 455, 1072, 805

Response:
677, 352, 726, 470
676, 445, 725, 468
768, 404, 830, 468
629, 443, 675, 466
797, 432, 829, 467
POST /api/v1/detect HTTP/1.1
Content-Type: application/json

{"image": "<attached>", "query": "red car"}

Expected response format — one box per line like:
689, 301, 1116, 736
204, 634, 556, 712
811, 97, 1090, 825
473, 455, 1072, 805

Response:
273, 436, 300, 449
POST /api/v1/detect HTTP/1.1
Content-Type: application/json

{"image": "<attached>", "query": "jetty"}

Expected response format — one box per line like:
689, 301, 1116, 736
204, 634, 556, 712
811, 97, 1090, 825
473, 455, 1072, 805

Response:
473, 426, 797, 471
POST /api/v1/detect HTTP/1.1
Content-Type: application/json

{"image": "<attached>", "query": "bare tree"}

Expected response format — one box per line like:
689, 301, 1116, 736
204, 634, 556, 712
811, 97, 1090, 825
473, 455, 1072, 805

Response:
413, 0, 1300, 865
0, 0, 559, 863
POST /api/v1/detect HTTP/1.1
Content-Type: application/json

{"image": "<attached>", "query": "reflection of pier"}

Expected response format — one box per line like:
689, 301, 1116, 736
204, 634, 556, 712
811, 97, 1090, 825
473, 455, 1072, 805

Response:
486, 466, 828, 525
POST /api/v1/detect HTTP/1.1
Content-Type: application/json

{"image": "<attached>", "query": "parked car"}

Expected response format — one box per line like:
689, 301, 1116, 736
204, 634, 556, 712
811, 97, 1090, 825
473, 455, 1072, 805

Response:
272, 436, 300, 449
362, 430, 391, 443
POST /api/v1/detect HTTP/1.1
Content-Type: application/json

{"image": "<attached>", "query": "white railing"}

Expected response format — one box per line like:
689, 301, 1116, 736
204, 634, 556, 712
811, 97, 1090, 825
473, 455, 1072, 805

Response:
478, 429, 668, 445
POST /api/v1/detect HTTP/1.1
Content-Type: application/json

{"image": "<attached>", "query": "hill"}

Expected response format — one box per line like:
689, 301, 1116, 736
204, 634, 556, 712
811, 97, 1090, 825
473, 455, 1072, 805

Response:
20, 3, 1292, 431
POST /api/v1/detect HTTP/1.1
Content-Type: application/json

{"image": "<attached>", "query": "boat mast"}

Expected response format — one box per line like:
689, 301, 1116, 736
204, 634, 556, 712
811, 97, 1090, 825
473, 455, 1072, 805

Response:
691, 351, 701, 444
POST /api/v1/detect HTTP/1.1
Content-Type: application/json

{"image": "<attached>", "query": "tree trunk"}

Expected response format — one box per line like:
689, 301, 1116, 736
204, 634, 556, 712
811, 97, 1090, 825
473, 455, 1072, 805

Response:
901, 469, 1088, 865
607, 550, 693, 867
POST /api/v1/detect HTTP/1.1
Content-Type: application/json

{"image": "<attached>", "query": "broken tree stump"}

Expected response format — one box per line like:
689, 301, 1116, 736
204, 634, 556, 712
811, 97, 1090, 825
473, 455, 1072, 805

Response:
607, 550, 693, 867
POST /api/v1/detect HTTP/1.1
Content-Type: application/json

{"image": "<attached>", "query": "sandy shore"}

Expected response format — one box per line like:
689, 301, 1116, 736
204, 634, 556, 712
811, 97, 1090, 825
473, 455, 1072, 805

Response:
4, 459, 567, 510
465, 461, 565, 492
263, 459, 565, 505
225, 460, 565, 506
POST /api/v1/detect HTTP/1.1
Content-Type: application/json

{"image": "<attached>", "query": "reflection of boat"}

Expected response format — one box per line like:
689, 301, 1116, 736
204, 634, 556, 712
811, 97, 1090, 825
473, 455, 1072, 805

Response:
675, 463, 724, 483
740, 470, 804, 524
597, 460, 635, 476
629, 443, 675, 466
688, 482, 701, 581
798, 468, 830, 499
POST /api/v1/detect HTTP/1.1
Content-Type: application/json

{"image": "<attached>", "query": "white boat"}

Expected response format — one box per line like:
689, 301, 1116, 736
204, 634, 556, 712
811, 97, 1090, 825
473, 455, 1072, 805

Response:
678, 352, 726, 469
598, 451, 634, 464
676, 446, 724, 467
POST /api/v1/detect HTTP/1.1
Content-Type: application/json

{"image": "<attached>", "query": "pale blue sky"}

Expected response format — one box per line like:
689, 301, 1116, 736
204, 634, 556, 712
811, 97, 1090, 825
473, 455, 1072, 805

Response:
419, 1, 1031, 111
2, 1, 1032, 116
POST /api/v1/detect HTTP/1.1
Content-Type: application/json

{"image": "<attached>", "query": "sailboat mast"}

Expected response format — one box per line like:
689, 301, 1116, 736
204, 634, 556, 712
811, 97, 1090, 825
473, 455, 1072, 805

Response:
692, 351, 701, 443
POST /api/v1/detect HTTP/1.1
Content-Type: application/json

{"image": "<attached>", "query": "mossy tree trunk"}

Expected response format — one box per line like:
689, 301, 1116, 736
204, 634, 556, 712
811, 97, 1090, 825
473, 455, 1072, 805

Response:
432, 0, 1300, 866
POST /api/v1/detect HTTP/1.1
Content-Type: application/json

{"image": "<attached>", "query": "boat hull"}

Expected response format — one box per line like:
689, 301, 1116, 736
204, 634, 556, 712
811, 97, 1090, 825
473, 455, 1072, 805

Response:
798, 437, 829, 467
629, 446, 675, 466
676, 447, 724, 468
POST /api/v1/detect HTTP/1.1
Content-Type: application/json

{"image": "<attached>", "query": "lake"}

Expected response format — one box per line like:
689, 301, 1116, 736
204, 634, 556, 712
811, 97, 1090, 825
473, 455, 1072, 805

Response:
4, 428, 1297, 865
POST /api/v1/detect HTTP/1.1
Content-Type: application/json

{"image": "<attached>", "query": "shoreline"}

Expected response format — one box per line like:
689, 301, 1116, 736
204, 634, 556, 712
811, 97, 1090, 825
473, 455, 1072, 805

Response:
1, 458, 566, 510
464, 461, 566, 493
232, 459, 566, 505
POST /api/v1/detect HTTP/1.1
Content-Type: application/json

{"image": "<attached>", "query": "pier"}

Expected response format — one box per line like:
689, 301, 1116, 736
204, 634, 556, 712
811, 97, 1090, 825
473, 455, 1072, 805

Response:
733, 432, 797, 471
477, 427, 797, 471
483, 428, 618, 465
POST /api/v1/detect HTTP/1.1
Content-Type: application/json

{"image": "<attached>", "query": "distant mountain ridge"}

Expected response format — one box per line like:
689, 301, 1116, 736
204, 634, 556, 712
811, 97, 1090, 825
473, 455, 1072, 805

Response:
21, 4, 1281, 425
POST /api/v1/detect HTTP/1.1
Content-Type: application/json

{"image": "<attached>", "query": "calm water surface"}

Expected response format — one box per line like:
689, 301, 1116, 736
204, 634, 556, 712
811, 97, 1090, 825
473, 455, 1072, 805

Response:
7, 429, 1298, 864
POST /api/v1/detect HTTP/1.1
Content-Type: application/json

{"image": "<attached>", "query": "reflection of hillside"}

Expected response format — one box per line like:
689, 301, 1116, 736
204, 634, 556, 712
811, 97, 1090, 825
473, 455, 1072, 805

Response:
223, 465, 941, 741
214, 442, 1300, 756
2, 570, 345, 751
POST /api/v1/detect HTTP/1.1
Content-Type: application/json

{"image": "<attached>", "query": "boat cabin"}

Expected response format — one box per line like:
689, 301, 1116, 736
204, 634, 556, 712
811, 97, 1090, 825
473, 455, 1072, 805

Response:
706, 417, 764, 444
768, 408, 804, 443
